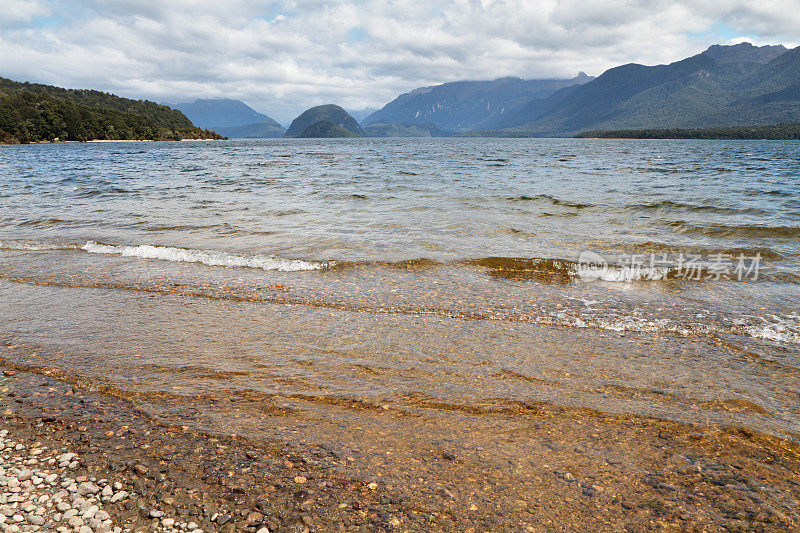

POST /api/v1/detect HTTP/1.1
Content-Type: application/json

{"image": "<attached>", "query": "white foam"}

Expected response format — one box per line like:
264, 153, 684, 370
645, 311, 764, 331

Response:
81, 241, 327, 272
0, 241, 78, 251
575, 264, 674, 283
739, 315, 800, 344
542, 310, 698, 336
538, 310, 799, 344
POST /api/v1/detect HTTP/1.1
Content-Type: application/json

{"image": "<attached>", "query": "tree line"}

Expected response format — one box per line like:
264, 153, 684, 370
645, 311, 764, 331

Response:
0, 77, 222, 144
575, 123, 800, 140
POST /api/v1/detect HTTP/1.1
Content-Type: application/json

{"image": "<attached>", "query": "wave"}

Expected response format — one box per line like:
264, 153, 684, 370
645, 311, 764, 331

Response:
634, 200, 768, 216
5, 274, 799, 345
742, 325, 800, 344
3, 237, 792, 284
735, 315, 800, 344
16, 218, 81, 228
506, 194, 594, 209
578, 241, 786, 261
466, 254, 800, 284
328, 258, 442, 272
80, 241, 329, 272
0, 240, 79, 252
664, 221, 800, 239
626, 243, 784, 261
73, 187, 131, 198
464, 256, 681, 283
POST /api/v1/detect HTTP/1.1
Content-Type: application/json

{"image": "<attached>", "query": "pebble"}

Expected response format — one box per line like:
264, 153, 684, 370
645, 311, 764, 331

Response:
0, 424, 236, 533
0, 426, 172, 533
77, 481, 100, 496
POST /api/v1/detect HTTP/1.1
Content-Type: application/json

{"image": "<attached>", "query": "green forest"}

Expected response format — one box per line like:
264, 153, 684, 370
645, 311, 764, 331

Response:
0, 77, 222, 144
575, 123, 800, 140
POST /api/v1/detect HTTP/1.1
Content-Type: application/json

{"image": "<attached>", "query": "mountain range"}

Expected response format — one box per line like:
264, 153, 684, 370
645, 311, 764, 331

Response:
485, 42, 800, 135
3, 42, 800, 142
363, 42, 800, 136
140, 42, 800, 138
168, 98, 285, 138
362, 74, 593, 132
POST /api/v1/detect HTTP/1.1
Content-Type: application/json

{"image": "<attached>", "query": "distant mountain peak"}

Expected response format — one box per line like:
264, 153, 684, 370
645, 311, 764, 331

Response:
701, 42, 788, 64
169, 98, 280, 129
409, 86, 436, 97
487, 42, 799, 136
362, 74, 594, 131
284, 105, 364, 137
297, 120, 360, 138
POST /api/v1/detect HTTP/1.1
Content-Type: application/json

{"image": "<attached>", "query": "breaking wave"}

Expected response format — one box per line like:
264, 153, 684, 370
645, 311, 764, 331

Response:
0, 241, 79, 251
735, 314, 800, 344
465, 256, 683, 283
81, 241, 329, 272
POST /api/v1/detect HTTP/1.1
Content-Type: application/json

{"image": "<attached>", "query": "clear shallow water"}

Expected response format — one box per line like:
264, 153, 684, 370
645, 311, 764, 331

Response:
0, 138, 798, 442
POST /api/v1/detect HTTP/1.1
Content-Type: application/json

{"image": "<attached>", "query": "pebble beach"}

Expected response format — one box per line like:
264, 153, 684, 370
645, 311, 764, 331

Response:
1, 368, 799, 532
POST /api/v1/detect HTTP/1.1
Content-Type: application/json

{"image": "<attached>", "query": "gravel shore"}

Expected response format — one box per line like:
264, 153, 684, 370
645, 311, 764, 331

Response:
1, 368, 799, 532
0, 426, 188, 533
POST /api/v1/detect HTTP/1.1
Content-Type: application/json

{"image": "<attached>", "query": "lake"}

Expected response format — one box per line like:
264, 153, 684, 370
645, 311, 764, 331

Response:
1, 137, 798, 458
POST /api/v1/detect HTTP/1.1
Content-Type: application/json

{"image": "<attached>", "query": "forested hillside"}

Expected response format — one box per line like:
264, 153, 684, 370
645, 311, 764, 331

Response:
0, 77, 221, 144
576, 123, 800, 139
493, 43, 800, 136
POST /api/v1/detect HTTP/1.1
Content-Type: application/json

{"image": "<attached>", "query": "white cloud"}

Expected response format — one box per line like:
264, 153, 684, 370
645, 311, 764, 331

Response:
0, 0, 797, 123
0, 0, 51, 28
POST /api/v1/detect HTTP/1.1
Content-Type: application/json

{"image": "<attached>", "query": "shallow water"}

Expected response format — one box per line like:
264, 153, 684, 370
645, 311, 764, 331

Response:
0, 138, 798, 447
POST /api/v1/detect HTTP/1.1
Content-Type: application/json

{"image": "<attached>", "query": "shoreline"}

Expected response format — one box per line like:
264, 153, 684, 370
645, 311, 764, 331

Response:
1, 367, 799, 531
85, 139, 224, 143
1, 139, 225, 146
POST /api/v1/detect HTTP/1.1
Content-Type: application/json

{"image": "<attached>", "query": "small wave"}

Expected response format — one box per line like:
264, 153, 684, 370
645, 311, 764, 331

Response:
501, 228, 536, 236
578, 240, 785, 261
323, 255, 683, 281
506, 194, 594, 209
638, 243, 784, 261
665, 222, 800, 239
4, 275, 798, 345
539, 211, 579, 218
740, 327, 800, 344
73, 186, 132, 197
635, 200, 768, 216
329, 258, 442, 272
465, 256, 680, 283
465, 257, 575, 282
16, 218, 74, 228
81, 241, 329, 272
580, 264, 675, 283
0, 241, 79, 252
736, 315, 800, 344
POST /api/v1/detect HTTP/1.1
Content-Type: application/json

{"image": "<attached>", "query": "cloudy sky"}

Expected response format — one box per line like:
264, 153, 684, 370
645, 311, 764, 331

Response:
1, 0, 798, 124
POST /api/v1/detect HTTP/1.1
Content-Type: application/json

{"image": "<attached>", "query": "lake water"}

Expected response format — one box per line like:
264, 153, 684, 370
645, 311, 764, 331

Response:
0, 138, 798, 449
